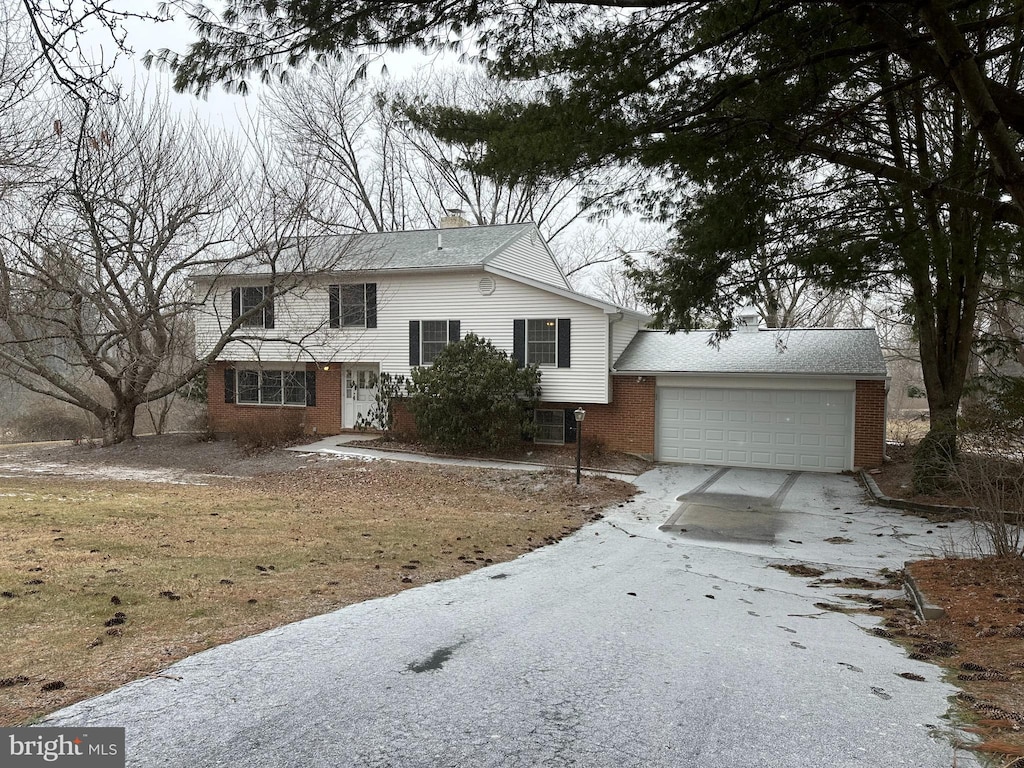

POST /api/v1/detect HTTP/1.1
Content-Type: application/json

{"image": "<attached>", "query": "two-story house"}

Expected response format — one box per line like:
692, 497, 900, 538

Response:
193, 220, 888, 471
193, 220, 652, 454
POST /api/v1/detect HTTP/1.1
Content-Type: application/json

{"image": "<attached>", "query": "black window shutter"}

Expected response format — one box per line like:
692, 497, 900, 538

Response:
231, 288, 240, 321
264, 289, 275, 329
513, 319, 526, 367
305, 370, 316, 407
563, 408, 577, 444
557, 318, 571, 368
448, 320, 461, 344
366, 283, 377, 328
328, 285, 340, 328
224, 367, 235, 404
409, 321, 420, 365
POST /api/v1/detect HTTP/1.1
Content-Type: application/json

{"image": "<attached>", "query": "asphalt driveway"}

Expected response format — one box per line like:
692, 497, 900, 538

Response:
42, 465, 978, 767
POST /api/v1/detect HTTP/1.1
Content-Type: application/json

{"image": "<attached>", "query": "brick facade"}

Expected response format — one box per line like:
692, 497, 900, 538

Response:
207, 363, 884, 470
207, 361, 343, 437
389, 376, 656, 457
854, 378, 886, 468
541, 376, 656, 457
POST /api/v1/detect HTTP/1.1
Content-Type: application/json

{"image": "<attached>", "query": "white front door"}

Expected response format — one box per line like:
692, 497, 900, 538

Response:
343, 365, 380, 429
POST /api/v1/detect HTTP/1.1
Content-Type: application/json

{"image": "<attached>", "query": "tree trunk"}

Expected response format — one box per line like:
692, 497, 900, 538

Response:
100, 403, 138, 446
913, 401, 959, 493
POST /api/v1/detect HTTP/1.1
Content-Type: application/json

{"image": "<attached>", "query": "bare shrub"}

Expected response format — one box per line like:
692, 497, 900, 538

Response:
233, 411, 304, 456
953, 432, 1024, 559
10, 403, 98, 442
887, 415, 926, 449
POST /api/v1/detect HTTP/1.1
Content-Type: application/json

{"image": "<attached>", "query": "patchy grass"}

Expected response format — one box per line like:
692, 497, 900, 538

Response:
0, 462, 633, 724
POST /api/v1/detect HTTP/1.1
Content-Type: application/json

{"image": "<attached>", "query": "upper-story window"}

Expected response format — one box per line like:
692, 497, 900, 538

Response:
409, 320, 461, 365
231, 286, 274, 328
329, 283, 377, 329
527, 319, 557, 366
513, 318, 571, 368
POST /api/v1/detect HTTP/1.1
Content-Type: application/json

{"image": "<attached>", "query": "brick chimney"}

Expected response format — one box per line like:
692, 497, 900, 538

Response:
735, 308, 761, 333
440, 209, 470, 229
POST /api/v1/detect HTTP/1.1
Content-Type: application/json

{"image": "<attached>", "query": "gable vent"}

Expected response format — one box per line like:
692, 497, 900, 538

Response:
478, 276, 496, 296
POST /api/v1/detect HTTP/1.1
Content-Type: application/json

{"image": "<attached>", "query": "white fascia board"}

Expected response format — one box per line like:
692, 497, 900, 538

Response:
613, 369, 887, 380
195, 264, 483, 285
484, 264, 652, 320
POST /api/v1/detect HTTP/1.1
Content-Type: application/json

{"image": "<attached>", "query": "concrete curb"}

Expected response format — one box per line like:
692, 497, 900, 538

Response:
858, 470, 975, 517
903, 561, 946, 620
859, 471, 953, 621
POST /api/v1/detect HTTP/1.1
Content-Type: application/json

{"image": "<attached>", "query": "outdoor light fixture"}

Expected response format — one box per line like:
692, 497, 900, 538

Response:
574, 407, 586, 485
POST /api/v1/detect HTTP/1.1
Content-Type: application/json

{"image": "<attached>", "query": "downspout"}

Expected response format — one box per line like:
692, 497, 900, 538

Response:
607, 311, 624, 404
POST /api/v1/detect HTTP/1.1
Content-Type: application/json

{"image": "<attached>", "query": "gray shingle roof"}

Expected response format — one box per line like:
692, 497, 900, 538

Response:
614, 328, 887, 377
192, 222, 536, 277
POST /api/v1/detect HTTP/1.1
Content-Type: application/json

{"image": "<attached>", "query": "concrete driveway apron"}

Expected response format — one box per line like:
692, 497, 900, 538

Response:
42, 465, 979, 768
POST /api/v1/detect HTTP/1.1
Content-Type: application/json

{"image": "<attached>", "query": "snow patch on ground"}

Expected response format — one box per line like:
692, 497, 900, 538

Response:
0, 460, 216, 485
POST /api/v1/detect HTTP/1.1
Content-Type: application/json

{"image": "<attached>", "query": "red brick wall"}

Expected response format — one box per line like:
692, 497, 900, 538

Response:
389, 377, 656, 456
206, 362, 343, 437
391, 398, 417, 440
304, 364, 343, 436
854, 379, 886, 468
543, 376, 656, 457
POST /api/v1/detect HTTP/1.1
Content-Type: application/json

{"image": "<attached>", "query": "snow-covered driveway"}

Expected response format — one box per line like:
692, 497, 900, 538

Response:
42, 466, 976, 767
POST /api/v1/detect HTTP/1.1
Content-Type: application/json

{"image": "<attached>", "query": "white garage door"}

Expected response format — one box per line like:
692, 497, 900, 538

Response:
656, 387, 852, 472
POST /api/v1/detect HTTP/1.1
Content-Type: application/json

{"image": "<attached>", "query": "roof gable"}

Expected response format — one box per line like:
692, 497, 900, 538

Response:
614, 328, 887, 378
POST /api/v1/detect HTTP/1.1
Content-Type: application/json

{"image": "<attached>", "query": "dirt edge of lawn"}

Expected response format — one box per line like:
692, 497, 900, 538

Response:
869, 448, 1024, 764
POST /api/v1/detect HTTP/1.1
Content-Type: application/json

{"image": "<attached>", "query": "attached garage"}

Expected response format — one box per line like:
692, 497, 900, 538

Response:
656, 384, 853, 471
614, 326, 888, 472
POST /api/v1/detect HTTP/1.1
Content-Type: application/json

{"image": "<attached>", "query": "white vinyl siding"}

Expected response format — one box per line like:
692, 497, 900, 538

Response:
486, 231, 570, 289
195, 271, 614, 404
611, 316, 644, 362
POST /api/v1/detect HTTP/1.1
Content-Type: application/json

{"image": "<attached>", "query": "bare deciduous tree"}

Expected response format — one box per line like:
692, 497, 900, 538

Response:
0, 91, 327, 444
265, 59, 641, 257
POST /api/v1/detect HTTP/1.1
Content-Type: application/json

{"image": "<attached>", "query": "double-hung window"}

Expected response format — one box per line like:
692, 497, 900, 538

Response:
231, 286, 274, 328
527, 319, 557, 366
420, 321, 450, 364
329, 283, 377, 329
408, 320, 461, 365
513, 318, 571, 368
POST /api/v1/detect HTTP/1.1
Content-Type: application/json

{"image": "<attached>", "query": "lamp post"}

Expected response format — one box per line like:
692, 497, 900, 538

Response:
574, 407, 586, 485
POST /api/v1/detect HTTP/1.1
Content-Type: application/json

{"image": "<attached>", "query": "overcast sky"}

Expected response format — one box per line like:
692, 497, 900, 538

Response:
102, 9, 452, 135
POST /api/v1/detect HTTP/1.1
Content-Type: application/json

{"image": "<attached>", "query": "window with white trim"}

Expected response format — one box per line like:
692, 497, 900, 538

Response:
244, 286, 273, 327
534, 409, 564, 444
527, 319, 557, 366
421, 320, 450, 364
409, 319, 460, 365
235, 369, 308, 405
329, 283, 376, 328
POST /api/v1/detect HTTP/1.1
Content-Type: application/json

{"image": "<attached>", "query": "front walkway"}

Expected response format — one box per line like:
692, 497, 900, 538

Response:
287, 435, 640, 480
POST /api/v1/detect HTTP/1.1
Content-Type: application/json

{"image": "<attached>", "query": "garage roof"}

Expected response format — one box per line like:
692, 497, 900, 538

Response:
614, 328, 887, 377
